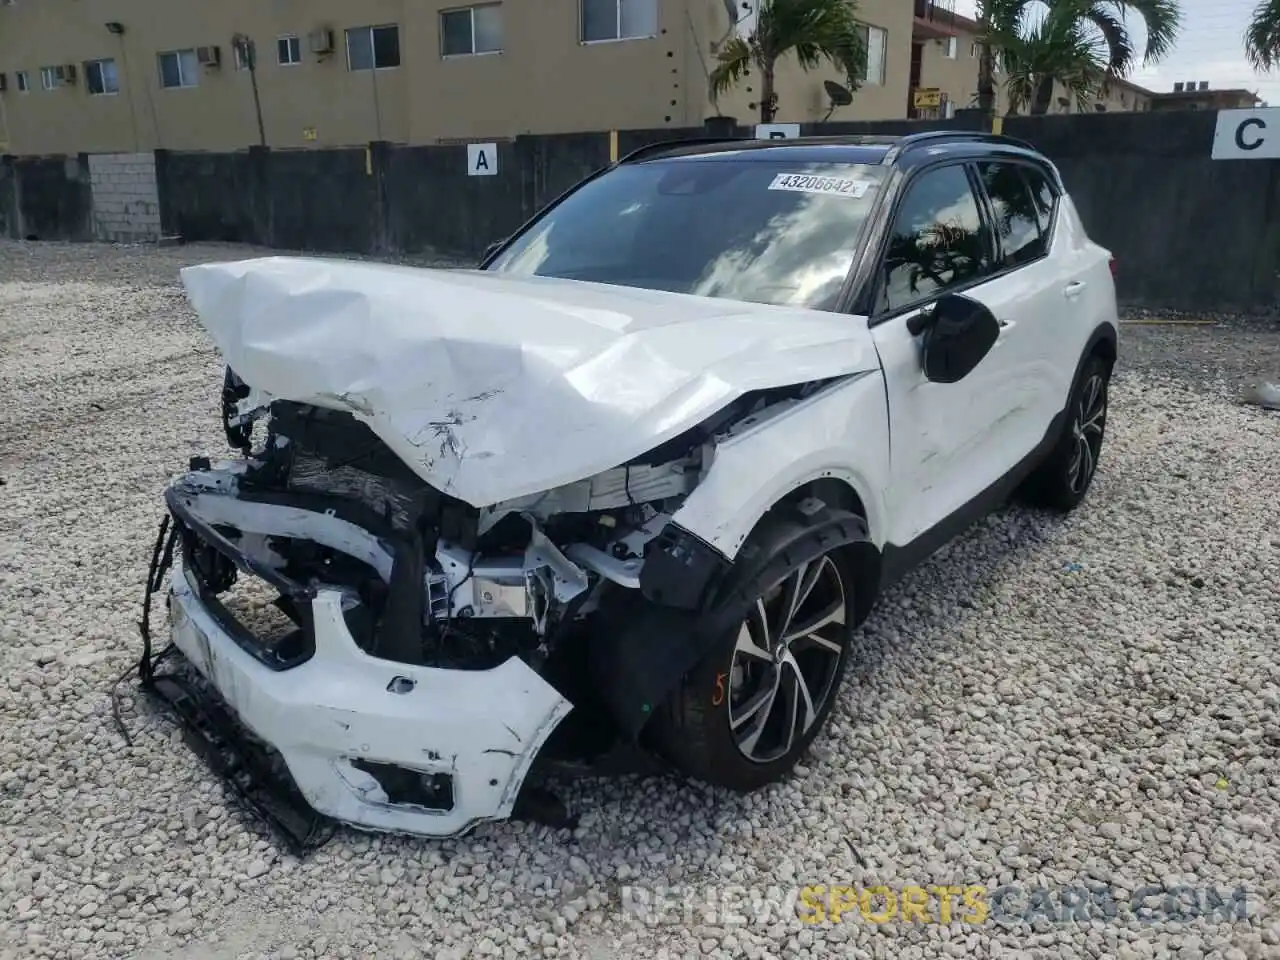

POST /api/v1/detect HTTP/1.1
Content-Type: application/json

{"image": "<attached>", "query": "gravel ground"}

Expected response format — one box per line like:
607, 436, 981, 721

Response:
1, 240, 1278, 960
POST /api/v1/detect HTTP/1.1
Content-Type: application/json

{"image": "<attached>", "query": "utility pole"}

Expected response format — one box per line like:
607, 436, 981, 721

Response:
233, 34, 267, 147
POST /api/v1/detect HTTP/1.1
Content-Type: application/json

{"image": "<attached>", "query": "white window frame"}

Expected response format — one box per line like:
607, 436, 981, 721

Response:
233, 42, 250, 70
39, 65, 58, 90
158, 49, 199, 89
345, 24, 402, 71
85, 58, 119, 96
944, 36, 957, 59
277, 34, 302, 66
580, 0, 658, 44
440, 4, 504, 57
15, 70, 30, 92
858, 23, 886, 86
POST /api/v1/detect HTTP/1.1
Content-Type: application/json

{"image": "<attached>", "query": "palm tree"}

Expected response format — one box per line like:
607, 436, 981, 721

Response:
989, 1, 1109, 114
1245, 0, 1280, 70
976, 0, 1181, 115
709, 0, 866, 123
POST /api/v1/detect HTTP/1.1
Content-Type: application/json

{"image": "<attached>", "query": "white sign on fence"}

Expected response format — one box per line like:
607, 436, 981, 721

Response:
467, 142, 498, 176
1211, 108, 1280, 160
755, 123, 801, 140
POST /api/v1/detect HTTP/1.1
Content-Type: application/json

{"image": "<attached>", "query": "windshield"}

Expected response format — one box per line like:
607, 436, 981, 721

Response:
486, 158, 887, 311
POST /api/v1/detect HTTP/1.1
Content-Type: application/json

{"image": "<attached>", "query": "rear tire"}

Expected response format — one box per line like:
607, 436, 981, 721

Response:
1020, 354, 1110, 512
649, 509, 861, 792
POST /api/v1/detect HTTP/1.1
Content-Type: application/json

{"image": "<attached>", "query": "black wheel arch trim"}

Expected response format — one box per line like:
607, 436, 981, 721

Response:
591, 511, 878, 741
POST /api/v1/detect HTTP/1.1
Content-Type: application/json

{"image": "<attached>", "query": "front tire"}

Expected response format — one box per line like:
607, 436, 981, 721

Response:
1021, 354, 1110, 511
650, 510, 861, 792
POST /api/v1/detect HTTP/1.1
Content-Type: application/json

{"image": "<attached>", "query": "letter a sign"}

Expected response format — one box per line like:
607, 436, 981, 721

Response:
467, 142, 498, 176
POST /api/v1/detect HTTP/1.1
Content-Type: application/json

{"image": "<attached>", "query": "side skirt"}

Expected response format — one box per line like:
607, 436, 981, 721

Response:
878, 405, 1068, 590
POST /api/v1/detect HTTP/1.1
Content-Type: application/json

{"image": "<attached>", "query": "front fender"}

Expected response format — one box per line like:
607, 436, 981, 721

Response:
670, 371, 891, 560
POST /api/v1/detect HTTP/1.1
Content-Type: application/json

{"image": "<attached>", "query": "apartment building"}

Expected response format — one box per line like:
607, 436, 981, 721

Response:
0, 0, 912, 155
1149, 82, 1262, 111
910, 6, 1153, 119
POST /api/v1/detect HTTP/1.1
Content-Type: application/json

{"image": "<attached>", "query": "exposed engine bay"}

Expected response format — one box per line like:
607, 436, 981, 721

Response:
180, 368, 828, 678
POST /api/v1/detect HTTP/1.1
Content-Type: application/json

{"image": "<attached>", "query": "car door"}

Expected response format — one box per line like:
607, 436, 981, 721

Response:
869, 161, 1028, 550
969, 159, 1077, 455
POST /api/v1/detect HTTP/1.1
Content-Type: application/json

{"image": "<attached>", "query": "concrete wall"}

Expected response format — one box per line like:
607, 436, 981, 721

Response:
88, 152, 161, 241
3, 155, 94, 241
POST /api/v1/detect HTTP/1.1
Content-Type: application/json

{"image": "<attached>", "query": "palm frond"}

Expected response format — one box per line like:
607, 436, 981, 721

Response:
990, 2, 1108, 114
709, 35, 755, 99
1246, 0, 1280, 71
763, 0, 866, 85
1112, 0, 1182, 62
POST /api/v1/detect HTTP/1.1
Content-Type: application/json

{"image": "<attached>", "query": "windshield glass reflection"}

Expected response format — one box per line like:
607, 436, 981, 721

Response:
487, 158, 887, 312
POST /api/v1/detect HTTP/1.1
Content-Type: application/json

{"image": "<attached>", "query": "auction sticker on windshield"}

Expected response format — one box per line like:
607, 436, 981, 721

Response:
768, 173, 874, 198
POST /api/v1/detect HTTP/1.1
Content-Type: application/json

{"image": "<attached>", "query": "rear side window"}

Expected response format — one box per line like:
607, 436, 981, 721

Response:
976, 161, 1044, 267
879, 164, 991, 314
1022, 164, 1058, 237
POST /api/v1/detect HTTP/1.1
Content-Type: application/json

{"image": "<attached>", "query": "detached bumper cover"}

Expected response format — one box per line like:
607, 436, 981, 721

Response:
166, 564, 573, 838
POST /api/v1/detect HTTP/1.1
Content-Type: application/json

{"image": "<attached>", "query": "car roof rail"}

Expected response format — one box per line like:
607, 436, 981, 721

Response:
617, 137, 747, 164
883, 129, 1037, 162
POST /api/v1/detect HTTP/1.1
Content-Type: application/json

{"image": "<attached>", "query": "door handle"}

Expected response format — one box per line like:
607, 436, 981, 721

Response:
1063, 281, 1087, 298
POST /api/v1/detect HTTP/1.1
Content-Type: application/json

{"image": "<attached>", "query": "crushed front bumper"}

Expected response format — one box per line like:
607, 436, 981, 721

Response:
164, 560, 573, 839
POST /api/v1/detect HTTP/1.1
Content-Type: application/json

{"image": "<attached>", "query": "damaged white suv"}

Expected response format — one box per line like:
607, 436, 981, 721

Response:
150, 132, 1118, 843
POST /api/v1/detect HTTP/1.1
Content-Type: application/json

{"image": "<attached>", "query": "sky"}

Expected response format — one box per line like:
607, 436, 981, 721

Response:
952, 0, 1280, 104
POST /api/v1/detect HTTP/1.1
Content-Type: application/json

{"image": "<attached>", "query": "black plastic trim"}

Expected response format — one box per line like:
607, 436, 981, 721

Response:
638, 523, 732, 610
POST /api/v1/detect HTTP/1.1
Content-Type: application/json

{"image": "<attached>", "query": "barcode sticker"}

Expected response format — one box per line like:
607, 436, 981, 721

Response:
768, 173, 873, 198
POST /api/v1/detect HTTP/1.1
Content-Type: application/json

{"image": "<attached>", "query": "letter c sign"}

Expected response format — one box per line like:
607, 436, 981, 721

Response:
1236, 117, 1265, 151
1212, 108, 1280, 159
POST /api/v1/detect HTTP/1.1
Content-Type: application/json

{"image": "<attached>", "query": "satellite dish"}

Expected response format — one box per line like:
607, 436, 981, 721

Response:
824, 80, 853, 106
821, 80, 853, 121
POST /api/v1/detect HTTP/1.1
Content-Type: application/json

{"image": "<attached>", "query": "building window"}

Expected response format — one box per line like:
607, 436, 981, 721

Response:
346, 24, 401, 70
857, 24, 886, 86
441, 4, 504, 56
970, 40, 979, 57
158, 49, 199, 88
233, 42, 250, 70
40, 65, 57, 90
15, 70, 29, 92
85, 58, 119, 95
277, 35, 302, 65
581, 0, 657, 43
944, 36, 957, 58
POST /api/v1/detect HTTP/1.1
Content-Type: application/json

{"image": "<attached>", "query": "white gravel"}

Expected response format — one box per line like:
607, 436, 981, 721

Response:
2, 240, 1278, 960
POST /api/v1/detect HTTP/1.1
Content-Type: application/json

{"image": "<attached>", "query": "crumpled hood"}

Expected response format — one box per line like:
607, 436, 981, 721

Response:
180, 256, 879, 506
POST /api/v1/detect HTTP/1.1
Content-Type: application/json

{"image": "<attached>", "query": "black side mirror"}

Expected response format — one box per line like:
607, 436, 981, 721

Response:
914, 294, 1001, 384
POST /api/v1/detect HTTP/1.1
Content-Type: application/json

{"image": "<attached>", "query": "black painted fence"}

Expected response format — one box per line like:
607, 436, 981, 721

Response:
4, 110, 1278, 310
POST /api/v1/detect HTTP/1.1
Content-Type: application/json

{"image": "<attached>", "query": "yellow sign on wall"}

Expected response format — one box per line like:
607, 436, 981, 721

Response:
913, 88, 943, 109
303, 127, 318, 141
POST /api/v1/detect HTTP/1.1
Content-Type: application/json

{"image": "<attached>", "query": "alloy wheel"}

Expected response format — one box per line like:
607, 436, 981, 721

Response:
1067, 373, 1107, 495
727, 555, 848, 764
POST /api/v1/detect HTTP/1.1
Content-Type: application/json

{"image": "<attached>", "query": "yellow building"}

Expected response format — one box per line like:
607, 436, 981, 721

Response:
0, 0, 915, 155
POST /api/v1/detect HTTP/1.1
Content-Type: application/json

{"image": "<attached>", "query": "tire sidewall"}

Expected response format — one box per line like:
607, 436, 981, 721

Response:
674, 547, 858, 791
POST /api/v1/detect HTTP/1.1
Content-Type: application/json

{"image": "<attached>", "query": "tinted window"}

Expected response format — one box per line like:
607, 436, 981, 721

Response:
1023, 165, 1057, 236
880, 164, 990, 313
978, 162, 1043, 267
488, 160, 888, 311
